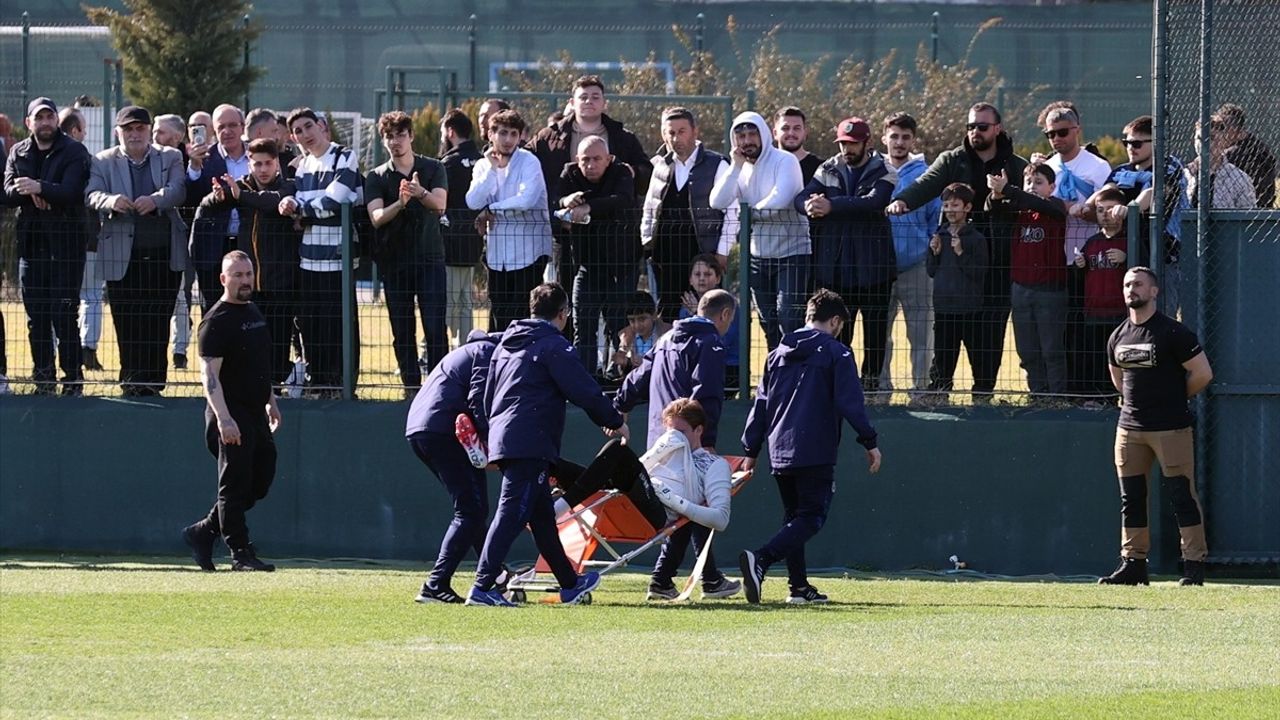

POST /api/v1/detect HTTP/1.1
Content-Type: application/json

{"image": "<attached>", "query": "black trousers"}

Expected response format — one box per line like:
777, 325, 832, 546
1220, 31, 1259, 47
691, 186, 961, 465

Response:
487, 257, 548, 332
195, 407, 277, 551
19, 253, 83, 385
971, 303, 1011, 395
554, 439, 669, 532
931, 312, 982, 392
255, 284, 300, 385
825, 280, 893, 392
107, 250, 180, 395
296, 270, 358, 390
381, 257, 447, 386
651, 225, 701, 321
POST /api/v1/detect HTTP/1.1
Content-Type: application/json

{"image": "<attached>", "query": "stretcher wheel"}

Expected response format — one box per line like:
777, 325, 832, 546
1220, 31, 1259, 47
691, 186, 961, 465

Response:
510, 589, 527, 604
580, 591, 593, 605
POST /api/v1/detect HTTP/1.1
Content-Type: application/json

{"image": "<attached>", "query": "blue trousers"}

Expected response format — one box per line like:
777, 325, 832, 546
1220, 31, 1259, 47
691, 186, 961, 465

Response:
749, 254, 809, 351
474, 458, 578, 590
652, 522, 724, 586
410, 431, 489, 590
756, 470, 835, 589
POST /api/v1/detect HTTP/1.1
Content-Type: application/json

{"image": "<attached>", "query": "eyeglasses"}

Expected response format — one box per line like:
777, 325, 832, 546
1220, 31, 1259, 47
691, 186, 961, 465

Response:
1043, 127, 1078, 139
965, 122, 994, 132
1121, 139, 1149, 148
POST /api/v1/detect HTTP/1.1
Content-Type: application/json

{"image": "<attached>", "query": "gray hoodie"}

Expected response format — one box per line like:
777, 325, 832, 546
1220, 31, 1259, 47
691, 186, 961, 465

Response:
709, 111, 810, 259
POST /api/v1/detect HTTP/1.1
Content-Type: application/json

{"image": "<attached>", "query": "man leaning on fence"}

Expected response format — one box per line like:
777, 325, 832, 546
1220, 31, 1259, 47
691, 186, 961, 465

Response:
439, 109, 484, 349
711, 111, 811, 352
86, 105, 189, 397
188, 104, 252, 312
3, 97, 93, 395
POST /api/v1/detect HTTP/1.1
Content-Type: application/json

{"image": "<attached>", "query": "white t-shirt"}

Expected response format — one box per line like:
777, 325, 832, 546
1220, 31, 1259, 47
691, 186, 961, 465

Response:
1048, 150, 1113, 262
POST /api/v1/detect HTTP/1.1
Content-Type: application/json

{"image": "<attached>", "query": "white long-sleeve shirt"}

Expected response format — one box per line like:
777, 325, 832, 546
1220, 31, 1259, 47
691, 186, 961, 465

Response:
709, 112, 810, 258
465, 148, 552, 270
640, 429, 732, 531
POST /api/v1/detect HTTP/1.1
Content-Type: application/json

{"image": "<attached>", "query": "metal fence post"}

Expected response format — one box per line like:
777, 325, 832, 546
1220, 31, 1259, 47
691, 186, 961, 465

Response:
21, 12, 30, 112
737, 201, 752, 399
1191, 0, 1213, 572
1125, 201, 1141, 267
113, 60, 123, 109
468, 15, 478, 92
1151, 0, 1167, 286
102, 59, 113, 149
931, 11, 940, 63
341, 203, 355, 400
242, 14, 251, 110
695, 12, 705, 54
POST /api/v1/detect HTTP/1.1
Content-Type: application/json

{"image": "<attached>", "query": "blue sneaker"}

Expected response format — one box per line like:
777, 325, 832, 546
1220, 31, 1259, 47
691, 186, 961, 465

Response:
465, 586, 517, 607
559, 571, 601, 605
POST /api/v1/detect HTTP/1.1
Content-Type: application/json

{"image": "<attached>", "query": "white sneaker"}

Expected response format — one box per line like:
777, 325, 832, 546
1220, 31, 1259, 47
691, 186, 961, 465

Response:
282, 359, 307, 399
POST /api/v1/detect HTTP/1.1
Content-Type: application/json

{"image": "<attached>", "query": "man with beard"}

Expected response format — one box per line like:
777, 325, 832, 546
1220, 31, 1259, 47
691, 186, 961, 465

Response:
795, 117, 897, 393
2, 97, 93, 394
182, 250, 281, 573
887, 103, 1027, 402
439, 109, 483, 348
1100, 267, 1213, 587
774, 107, 821, 184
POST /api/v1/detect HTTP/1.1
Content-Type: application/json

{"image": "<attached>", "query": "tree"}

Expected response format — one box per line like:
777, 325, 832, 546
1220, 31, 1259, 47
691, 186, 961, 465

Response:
84, 0, 262, 118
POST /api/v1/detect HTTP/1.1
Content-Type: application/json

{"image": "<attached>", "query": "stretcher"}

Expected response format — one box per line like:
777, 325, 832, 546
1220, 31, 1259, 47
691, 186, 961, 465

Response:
505, 455, 753, 604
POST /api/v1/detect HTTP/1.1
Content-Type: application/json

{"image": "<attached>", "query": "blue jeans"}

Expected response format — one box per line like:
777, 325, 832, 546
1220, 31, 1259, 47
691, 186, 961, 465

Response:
382, 258, 447, 386
750, 254, 810, 351
473, 458, 579, 591
19, 255, 84, 384
756, 470, 835, 590
410, 431, 489, 590
1010, 283, 1068, 395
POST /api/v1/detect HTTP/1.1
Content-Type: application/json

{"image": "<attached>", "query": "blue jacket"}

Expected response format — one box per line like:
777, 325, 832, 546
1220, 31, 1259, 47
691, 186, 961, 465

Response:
188, 147, 233, 274
742, 327, 877, 471
888, 155, 941, 271
404, 330, 499, 438
483, 319, 624, 462
795, 151, 898, 290
615, 316, 727, 448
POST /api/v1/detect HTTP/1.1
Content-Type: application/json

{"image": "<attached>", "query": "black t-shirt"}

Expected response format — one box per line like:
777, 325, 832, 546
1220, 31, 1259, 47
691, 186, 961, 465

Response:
198, 300, 272, 413
1107, 311, 1203, 431
798, 153, 822, 186
364, 155, 448, 263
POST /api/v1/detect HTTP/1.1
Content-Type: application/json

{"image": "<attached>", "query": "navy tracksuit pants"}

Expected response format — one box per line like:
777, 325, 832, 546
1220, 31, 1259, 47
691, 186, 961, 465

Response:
755, 469, 835, 589
409, 431, 489, 590
473, 457, 579, 591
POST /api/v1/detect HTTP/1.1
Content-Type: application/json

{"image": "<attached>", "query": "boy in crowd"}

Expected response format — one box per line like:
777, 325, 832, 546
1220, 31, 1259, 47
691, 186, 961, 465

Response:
611, 291, 671, 378
926, 183, 989, 399
987, 163, 1068, 399
1073, 188, 1130, 402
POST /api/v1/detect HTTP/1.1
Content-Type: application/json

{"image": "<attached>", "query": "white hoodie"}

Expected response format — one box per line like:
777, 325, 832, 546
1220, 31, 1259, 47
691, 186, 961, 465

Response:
708, 111, 810, 259
639, 429, 732, 531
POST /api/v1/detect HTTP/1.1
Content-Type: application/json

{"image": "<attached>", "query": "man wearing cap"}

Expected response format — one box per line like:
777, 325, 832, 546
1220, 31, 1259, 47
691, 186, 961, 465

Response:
86, 106, 189, 396
2, 97, 93, 394
710, 112, 810, 351
795, 117, 898, 393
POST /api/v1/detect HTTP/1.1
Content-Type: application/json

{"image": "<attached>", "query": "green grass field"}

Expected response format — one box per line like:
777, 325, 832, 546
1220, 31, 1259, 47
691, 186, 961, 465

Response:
2, 557, 1277, 719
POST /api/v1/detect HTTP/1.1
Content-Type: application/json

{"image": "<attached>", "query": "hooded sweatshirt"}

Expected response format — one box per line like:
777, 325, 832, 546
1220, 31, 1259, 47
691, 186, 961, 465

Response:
482, 318, 624, 462
888, 153, 941, 270
741, 327, 878, 473
405, 329, 500, 438
709, 111, 810, 259
615, 316, 726, 448
640, 428, 732, 531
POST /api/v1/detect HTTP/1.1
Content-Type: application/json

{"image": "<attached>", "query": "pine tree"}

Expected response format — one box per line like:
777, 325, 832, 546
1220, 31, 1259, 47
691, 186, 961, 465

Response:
84, 0, 263, 118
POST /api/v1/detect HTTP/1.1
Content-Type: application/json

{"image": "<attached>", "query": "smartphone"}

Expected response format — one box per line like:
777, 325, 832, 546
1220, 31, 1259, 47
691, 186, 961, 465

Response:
190, 125, 207, 146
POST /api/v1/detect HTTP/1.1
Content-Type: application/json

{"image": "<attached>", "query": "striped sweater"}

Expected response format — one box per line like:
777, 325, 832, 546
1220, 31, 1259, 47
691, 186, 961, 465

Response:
294, 142, 362, 272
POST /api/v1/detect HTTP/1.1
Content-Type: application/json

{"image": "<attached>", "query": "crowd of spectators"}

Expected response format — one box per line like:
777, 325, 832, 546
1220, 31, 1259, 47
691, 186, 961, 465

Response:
1, 78, 1274, 402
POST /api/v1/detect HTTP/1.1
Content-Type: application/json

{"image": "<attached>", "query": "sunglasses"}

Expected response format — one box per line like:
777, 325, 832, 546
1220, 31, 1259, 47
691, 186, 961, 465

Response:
1121, 139, 1149, 148
1043, 127, 1078, 139
965, 122, 994, 132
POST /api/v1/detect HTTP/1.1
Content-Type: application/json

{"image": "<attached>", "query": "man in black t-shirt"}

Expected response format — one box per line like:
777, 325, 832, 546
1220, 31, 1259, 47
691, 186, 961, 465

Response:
1101, 267, 1214, 586
367, 111, 450, 389
181, 250, 281, 572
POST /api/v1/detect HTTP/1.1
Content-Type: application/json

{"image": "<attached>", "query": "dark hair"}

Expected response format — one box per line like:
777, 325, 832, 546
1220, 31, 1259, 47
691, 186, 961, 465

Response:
246, 138, 279, 158
941, 182, 975, 204
1128, 266, 1159, 287
481, 98, 511, 112
697, 288, 737, 319
661, 106, 696, 127
59, 110, 84, 134
529, 282, 568, 320
805, 289, 850, 324
1024, 161, 1055, 184
1094, 187, 1128, 205
377, 110, 413, 137
441, 108, 473, 139
774, 106, 806, 124
969, 102, 1003, 125
286, 107, 321, 131
1215, 103, 1245, 130
489, 109, 526, 134
883, 112, 918, 133
246, 108, 276, 132
689, 253, 723, 277
573, 74, 606, 94
1123, 115, 1153, 137
626, 291, 658, 317
661, 398, 707, 431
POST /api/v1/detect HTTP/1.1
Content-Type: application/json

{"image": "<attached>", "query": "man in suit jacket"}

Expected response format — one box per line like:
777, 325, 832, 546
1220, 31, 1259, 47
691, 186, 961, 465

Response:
188, 104, 251, 310
86, 106, 189, 396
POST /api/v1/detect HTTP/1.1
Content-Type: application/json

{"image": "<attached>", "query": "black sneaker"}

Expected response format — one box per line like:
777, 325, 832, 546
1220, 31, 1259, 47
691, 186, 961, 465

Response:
739, 550, 765, 604
82, 348, 104, 371
1098, 557, 1149, 585
181, 524, 217, 572
415, 583, 464, 604
646, 582, 678, 602
172, 353, 188, 370
231, 544, 276, 572
702, 576, 742, 599
1179, 560, 1205, 586
786, 584, 829, 605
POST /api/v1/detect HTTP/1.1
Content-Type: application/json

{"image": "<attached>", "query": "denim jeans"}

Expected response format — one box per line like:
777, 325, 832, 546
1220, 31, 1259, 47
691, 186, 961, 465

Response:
749, 254, 810, 351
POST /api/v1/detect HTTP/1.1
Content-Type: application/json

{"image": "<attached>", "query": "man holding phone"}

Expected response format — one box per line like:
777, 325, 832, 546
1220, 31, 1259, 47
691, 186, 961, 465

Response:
188, 104, 251, 310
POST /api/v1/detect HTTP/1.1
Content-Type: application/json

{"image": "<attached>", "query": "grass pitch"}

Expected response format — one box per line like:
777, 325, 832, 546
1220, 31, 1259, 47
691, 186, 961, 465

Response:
2, 557, 1277, 719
